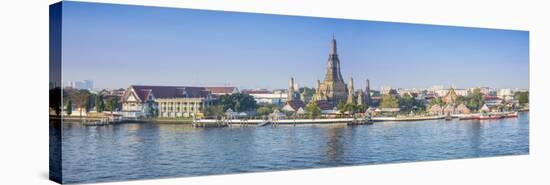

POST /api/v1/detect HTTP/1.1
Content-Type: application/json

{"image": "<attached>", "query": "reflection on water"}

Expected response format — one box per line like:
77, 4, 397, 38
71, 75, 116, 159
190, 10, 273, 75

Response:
61, 112, 529, 184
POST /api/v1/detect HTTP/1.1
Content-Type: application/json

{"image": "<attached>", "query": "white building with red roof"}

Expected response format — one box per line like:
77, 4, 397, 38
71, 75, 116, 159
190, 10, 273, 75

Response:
121, 85, 237, 118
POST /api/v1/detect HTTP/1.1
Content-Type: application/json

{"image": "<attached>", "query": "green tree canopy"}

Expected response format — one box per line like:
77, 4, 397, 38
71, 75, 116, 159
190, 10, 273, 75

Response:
380, 94, 399, 108
95, 95, 104, 113
299, 87, 316, 102
304, 101, 321, 119
428, 97, 443, 107
63, 88, 92, 117
256, 106, 273, 116
215, 93, 257, 112
515, 91, 529, 105
465, 88, 484, 111
399, 94, 425, 113
343, 103, 357, 114
104, 97, 120, 113
203, 105, 225, 118
256, 104, 278, 117
66, 100, 72, 116
337, 101, 346, 113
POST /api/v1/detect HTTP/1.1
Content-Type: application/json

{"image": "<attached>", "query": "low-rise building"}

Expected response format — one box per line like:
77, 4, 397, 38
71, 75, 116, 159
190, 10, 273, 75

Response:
242, 89, 288, 106
121, 85, 236, 118
484, 96, 503, 107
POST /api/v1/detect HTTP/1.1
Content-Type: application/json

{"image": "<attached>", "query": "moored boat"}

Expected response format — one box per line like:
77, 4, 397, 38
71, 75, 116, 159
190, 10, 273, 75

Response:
504, 111, 518, 118
445, 114, 453, 121
458, 114, 479, 120
476, 113, 504, 120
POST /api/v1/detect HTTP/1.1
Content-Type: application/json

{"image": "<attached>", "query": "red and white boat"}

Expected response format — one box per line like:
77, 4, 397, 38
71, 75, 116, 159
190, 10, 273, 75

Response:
503, 111, 518, 118
458, 114, 480, 120
458, 111, 519, 121
476, 113, 504, 120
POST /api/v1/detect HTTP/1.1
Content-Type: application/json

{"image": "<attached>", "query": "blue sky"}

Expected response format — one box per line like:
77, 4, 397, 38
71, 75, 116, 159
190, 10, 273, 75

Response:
61, 1, 529, 90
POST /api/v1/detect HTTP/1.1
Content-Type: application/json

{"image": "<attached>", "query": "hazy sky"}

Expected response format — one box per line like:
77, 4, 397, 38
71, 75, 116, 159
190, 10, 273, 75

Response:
62, 1, 529, 90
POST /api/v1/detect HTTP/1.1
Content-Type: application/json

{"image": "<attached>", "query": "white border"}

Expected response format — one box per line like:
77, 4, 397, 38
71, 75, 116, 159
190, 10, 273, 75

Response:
0, 0, 548, 185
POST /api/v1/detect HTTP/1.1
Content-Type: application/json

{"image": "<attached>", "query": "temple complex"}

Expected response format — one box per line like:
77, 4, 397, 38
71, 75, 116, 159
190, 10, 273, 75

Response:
313, 36, 349, 105
443, 86, 458, 105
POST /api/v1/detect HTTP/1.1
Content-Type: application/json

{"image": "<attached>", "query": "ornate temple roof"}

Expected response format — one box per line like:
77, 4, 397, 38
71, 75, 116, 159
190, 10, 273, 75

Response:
443, 87, 458, 104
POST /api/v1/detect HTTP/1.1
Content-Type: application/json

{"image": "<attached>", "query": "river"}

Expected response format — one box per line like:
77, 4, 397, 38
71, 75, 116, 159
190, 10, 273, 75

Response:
59, 112, 529, 183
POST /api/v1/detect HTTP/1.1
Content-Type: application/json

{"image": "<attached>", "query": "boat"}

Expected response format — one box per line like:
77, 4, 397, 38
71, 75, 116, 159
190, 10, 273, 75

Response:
458, 114, 479, 120
445, 114, 453, 121
476, 113, 504, 120
504, 111, 518, 118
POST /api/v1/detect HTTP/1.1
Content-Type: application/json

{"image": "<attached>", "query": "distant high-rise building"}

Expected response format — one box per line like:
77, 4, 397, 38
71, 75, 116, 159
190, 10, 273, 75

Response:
66, 80, 94, 90
83, 80, 94, 90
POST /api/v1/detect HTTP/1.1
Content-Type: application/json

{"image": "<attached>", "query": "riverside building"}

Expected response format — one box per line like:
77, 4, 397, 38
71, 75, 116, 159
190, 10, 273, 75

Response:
121, 85, 237, 118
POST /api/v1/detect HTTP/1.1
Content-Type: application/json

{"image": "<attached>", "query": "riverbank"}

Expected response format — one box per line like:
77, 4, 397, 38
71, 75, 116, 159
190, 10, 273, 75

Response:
58, 111, 527, 126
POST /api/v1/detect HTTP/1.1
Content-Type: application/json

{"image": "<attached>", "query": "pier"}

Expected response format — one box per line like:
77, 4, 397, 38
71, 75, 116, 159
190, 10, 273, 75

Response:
62, 114, 127, 126
192, 117, 374, 127
190, 115, 456, 127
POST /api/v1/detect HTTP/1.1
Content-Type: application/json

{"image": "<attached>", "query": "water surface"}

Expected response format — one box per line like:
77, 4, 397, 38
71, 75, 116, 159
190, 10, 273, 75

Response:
61, 112, 529, 183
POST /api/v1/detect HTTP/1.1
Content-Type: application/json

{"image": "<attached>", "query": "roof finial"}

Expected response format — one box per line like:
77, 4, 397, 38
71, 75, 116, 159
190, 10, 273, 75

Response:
330, 34, 337, 55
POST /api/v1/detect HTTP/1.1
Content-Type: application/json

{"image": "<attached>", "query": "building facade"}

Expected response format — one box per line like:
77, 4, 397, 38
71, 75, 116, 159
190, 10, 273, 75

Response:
121, 85, 237, 118
242, 89, 288, 106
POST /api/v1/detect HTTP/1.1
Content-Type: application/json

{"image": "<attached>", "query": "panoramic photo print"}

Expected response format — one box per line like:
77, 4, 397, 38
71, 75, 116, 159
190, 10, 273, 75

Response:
49, 1, 529, 184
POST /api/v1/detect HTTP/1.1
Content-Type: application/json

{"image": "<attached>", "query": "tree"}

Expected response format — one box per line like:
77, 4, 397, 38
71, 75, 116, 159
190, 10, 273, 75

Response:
399, 94, 415, 112
337, 101, 346, 114
515, 91, 529, 106
356, 104, 366, 113
203, 105, 225, 118
343, 103, 357, 114
256, 104, 277, 117
148, 105, 158, 118
304, 101, 321, 119
104, 97, 120, 113
64, 88, 91, 117
256, 106, 273, 117
66, 100, 72, 116
466, 88, 484, 111
429, 97, 443, 107
216, 93, 257, 112
399, 94, 424, 113
380, 94, 398, 108
95, 95, 104, 113
85, 94, 94, 113
299, 87, 316, 102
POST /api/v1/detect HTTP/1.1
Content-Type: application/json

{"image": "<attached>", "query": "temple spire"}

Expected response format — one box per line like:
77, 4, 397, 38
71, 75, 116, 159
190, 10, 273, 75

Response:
330, 34, 337, 55
288, 77, 295, 102
347, 77, 355, 104
316, 36, 348, 106
365, 79, 372, 107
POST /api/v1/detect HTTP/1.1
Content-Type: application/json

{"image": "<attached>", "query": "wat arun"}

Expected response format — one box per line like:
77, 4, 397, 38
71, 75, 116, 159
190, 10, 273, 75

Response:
313, 36, 349, 106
